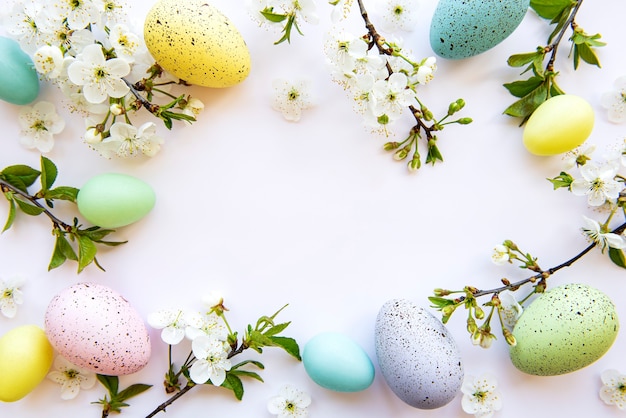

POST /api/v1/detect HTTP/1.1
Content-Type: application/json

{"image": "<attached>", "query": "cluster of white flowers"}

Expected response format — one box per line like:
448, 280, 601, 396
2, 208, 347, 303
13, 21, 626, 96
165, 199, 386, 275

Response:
148, 295, 232, 386
324, 30, 436, 133
563, 143, 626, 251
5, 0, 202, 157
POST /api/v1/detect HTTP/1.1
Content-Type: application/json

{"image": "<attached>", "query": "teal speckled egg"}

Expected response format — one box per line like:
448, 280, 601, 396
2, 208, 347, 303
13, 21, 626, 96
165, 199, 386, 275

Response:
430, 0, 530, 59
0, 36, 40, 105
77, 173, 156, 229
302, 332, 375, 392
510, 283, 619, 376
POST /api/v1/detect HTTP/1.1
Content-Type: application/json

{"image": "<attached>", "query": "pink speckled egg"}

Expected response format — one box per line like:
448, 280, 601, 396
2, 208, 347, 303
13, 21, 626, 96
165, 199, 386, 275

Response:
44, 283, 151, 375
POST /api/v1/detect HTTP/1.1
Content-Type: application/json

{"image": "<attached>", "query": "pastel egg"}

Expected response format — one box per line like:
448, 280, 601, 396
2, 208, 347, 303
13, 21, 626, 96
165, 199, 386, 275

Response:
44, 282, 151, 375
0, 325, 53, 402
523, 94, 595, 156
302, 332, 375, 392
77, 173, 156, 229
375, 299, 463, 409
510, 283, 619, 376
0, 36, 40, 105
430, 0, 530, 59
144, 0, 251, 88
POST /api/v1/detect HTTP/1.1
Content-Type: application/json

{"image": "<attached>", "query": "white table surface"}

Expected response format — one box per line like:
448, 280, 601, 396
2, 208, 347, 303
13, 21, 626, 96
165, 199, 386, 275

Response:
1, 0, 626, 417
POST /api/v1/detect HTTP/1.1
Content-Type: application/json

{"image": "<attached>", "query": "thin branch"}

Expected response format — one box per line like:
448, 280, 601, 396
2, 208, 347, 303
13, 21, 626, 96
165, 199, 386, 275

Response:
545, 0, 584, 71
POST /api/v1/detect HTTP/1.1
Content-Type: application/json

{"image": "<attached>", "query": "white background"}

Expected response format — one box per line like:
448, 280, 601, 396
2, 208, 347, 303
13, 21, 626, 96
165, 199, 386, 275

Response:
1, 0, 626, 417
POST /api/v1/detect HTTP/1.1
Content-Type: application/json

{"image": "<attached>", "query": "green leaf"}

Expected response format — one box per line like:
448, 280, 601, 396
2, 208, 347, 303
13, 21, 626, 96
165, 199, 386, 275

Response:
269, 336, 301, 360
231, 359, 265, 371
503, 75, 545, 98
507, 51, 543, 68
530, 0, 575, 19
44, 186, 79, 202
40, 156, 58, 191
229, 369, 264, 383
609, 248, 626, 269
547, 172, 573, 189
97, 374, 119, 395
77, 234, 97, 273
574, 42, 601, 68
79, 227, 117, 242
221, 373, 244, 400
503, 79, 550, 120
14, 198, 45, 216
428, 296, 457, 308
116, 384, 152, 402
263, 322, 291, 337
260, 10, 288, 23
2, 194, 16, 233
0, 165, 41, 190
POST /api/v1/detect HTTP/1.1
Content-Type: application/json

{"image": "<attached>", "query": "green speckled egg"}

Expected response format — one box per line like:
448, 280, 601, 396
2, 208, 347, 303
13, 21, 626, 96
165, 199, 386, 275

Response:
510, 283, 619, 376
0, 36, 40, 105
144, 0, 251, 88
77, 173, 156, 229
430, 0, 530, 59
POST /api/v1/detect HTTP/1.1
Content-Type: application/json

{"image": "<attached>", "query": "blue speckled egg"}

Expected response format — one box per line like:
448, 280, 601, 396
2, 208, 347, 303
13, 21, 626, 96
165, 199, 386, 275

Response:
375, 299, 463, 409
430, 0, 530, 59
510, 283, 619, 376
302, 332, 375, 392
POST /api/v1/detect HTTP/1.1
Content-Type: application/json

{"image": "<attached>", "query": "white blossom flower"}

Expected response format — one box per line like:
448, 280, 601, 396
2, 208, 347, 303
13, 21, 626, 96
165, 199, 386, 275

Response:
94, 121, 164, 158
147, 309, 203, 345
330, 0, 355, 22
18, 101, 66, 153
563, 144, 596, 169
108, 23, 144, 63
180, 97, 205, 120
185, 312, 228, 341
498, 291, 523, 329
471, 328, 495, 349
601, 76, 626, 123
6, 1, 48, 53
571, 163, 623, 206
95, 0, 127, 26
414, 56, 437, 85
52, 0, 100, 30
291, 0, 319, 25
461, 374, 503, 418
600, 369, 626, 410
33, 45, 65, 78
325, 32, 368, 74
201, 291, 224, 309
267, 384, 311, 418
0, 276, 25, 318
491, 244, 510, 265
581, 216, 626, 252
189, 336, 232, 385
377, 0, 420, 33
67, 43, 130, 104
272, 78, 314, 122
371, 72, 415, 122
47, 356, 96, 400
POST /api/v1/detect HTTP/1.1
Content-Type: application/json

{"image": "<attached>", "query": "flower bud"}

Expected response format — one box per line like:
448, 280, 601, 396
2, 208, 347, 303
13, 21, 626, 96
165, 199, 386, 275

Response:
455, 98, 465, 110
423, 109, 433, 121
441, 304, 456, 317
393, 147, 409, 161
503, 329, 517, 346
84, 127, 103, 144
447, 102, 459, 116
383, 141, 400, 151
457, 117, 473, 125
474, 306, 485, 320
407, 157, 421, 172
467, 316, 478, 334
433, 288, 451, 296
110, 103, 124, 116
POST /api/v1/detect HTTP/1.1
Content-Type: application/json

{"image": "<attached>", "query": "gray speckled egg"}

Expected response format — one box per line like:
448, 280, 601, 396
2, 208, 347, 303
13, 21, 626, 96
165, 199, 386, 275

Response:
44, 283, 151, 375
144, 0, 250, 87
375, 299, 463, 409
429, 0, 530, 59
510, 283, 619, 376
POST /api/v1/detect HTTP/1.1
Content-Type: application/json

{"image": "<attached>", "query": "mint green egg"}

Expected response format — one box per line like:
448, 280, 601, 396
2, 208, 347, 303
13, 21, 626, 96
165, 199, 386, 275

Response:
302, 332, 375, 392
77, 173, 156, 229
510, 283, 619, 376
0, 37, 40, 105
430, 0, 530, 59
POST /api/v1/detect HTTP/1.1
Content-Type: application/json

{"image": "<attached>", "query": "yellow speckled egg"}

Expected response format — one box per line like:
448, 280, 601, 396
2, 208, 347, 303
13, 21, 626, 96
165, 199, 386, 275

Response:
144, 0, 251, 88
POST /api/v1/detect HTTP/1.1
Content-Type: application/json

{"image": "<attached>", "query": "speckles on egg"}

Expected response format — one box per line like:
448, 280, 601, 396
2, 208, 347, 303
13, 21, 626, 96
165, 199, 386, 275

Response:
44, 283, 151, 376
375, 299, 463, 409
510, 283, 619, 376
429, 0, 530, 59
144, 0, 251, 87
